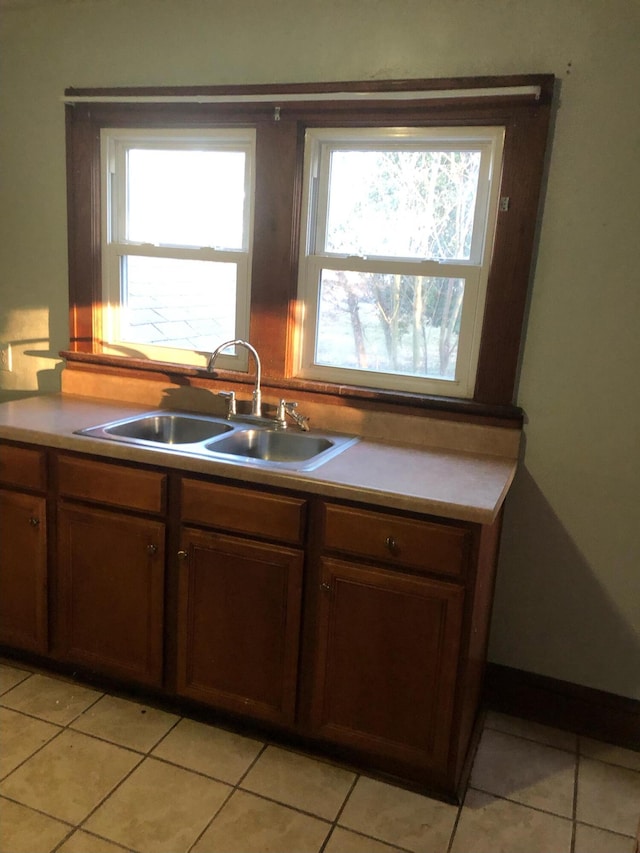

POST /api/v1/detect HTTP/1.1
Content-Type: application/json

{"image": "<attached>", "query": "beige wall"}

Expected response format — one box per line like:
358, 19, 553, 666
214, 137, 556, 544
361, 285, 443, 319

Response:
1, 0, 639, 699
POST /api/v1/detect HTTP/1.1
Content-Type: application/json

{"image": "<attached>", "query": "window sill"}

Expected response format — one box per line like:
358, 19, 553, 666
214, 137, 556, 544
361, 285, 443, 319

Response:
60, 349, 524, 426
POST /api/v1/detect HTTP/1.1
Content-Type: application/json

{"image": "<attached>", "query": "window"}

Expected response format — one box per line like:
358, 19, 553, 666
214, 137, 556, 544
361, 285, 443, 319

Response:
64, 76, 554, 414
296, 127, 504, 397
100, 128, 255, 370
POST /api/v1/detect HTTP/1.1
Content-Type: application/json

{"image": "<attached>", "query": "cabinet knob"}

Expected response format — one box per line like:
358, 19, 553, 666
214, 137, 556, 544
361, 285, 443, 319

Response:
320, 582, 331, 592
29, 517, 40, 527
177, 550, 188, 560
385, 535, 398, 555
147, 544, 158, 555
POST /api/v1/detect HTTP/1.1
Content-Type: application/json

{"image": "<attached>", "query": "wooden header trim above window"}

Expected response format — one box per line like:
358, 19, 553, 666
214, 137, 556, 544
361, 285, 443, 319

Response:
64, 75, 553, 104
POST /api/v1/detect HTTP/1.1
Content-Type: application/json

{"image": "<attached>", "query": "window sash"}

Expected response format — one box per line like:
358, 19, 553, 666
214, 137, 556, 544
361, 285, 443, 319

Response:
100, 127, 255, 368
296, 127, 503, 397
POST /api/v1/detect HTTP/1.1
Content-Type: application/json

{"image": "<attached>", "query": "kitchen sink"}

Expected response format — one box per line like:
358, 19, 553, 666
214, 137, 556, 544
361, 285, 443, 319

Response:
75, 411, 358, 471
77, 412, 233, 445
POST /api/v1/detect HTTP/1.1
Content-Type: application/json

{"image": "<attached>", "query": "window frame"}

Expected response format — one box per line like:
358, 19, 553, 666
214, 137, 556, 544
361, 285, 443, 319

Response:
100, 126, 256, 369
295, 125, 505, 398
64, 75, 554, 418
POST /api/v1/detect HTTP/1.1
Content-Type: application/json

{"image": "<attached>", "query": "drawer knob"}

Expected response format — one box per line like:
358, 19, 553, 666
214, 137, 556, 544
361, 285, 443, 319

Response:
147, 544, 158, 555
29, 516, 40, 527
385, 535, 398, 555
177, 550, 188, 560
320, 582, 331, 592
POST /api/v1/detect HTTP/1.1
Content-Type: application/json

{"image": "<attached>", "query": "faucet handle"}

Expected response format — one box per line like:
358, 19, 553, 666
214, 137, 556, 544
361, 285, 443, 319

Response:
280, 400, 310, 431
218, 390, 236, 417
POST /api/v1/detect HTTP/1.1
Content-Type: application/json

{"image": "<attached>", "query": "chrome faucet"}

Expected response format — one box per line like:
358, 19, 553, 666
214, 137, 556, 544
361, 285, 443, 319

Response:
207, 339, 262, 417
208, 339, 310, 431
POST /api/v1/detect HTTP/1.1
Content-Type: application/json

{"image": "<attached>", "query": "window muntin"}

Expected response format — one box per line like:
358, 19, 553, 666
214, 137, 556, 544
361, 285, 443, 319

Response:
297, 127, 504, 397
101, 128, 255, 369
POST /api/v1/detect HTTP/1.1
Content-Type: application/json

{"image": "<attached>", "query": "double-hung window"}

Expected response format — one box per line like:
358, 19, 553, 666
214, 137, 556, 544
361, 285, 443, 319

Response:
296, 127, 504, 397
65, 76, 554, 412
101, 128, 255, 370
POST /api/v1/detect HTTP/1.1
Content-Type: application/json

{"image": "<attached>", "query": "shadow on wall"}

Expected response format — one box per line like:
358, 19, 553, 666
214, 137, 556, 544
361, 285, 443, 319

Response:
0, 337, 65, 403
489, 465, 640, 700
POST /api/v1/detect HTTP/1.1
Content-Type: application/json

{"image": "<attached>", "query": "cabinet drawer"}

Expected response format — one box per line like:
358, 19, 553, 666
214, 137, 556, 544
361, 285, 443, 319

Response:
0, 444, 46, 491
181, 478, 306, 545
57, 455, 166, 514
323, 503, 469, 578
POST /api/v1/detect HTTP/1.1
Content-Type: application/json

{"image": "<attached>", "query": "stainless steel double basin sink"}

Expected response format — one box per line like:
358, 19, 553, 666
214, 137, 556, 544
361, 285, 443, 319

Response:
75, 412, 358, 472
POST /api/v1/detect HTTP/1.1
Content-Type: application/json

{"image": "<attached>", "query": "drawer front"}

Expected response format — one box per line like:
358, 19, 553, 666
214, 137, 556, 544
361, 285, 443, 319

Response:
323, 503, 469, 578
0, 444, 46, 492
57, 455, 166, 514
181, 478, 306, 545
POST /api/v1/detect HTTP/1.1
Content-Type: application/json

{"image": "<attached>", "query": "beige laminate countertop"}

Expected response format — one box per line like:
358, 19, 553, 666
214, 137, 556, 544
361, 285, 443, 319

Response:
0, 394, 518, 524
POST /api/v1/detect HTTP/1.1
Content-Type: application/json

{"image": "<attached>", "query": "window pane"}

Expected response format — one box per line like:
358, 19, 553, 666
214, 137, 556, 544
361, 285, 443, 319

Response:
127, 149, 247, 249
315, 269, 465, 380
325, 150, 481, 261
119, 256, 236, 350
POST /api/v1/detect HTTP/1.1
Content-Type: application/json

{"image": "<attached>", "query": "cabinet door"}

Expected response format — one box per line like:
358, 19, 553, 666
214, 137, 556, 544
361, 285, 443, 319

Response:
311, 557, 464, 773
177, 528, 303, 726
0, 489, 48, 653
57, 503, 165, 687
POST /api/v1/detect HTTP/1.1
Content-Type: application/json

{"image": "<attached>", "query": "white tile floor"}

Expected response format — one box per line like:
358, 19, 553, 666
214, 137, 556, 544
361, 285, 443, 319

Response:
0, 661, 638, 853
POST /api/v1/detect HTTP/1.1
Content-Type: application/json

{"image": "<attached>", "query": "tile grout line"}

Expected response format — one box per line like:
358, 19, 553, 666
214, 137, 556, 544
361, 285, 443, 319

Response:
317, 773, 360, 853
468, 785, 575, 823
445, 792, 465, 853
482, 721, 583, 757
185, 741, 269, 853
570, 738, 580, 853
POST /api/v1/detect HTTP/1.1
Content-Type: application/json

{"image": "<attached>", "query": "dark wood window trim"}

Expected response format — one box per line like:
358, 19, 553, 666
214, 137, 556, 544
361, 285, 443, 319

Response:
63, 75, 555, 421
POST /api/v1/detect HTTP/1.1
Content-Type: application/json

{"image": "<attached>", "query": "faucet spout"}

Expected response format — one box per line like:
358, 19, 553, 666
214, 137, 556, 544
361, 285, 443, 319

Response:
207, 339, 262, 417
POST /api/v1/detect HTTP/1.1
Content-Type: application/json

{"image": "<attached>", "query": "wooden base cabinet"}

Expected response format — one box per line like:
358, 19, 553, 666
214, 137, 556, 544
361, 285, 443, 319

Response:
311, 557, 464, 774
306, 500, 500, 796
176, 478, 307, 727
0, 444, 48, 654
0, 490, 48, 653
176, 528, 303, 726
54, 454, 167, 687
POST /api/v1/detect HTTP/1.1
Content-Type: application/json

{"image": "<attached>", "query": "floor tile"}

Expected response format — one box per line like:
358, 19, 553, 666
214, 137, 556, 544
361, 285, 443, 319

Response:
84, 756, 231, 853
241, 745, 355, 820
151, 716, 263, 784
579, 736, 640, 772
470, 728, 576, 817
338, 775, 458, 853
0, 663, 31, 696
574, 823, 637, 853
0, 796, 71, 853
0, 728, 140, 824
484, 710, 577, 752
71, 693, 179, 752
0, 706, 61, 779
57, 829, 134, 853
450, 788, 572, 853
324, 826, 405, 852
0, 672, 101, 725
192, 789, 330, 853
576, 756, 640, 837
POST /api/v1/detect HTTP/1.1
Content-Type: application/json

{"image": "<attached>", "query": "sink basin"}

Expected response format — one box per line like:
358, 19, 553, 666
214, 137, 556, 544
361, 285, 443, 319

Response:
76, 413, 233, 445
75, 411, 358, 471
205, 429, 333, 463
